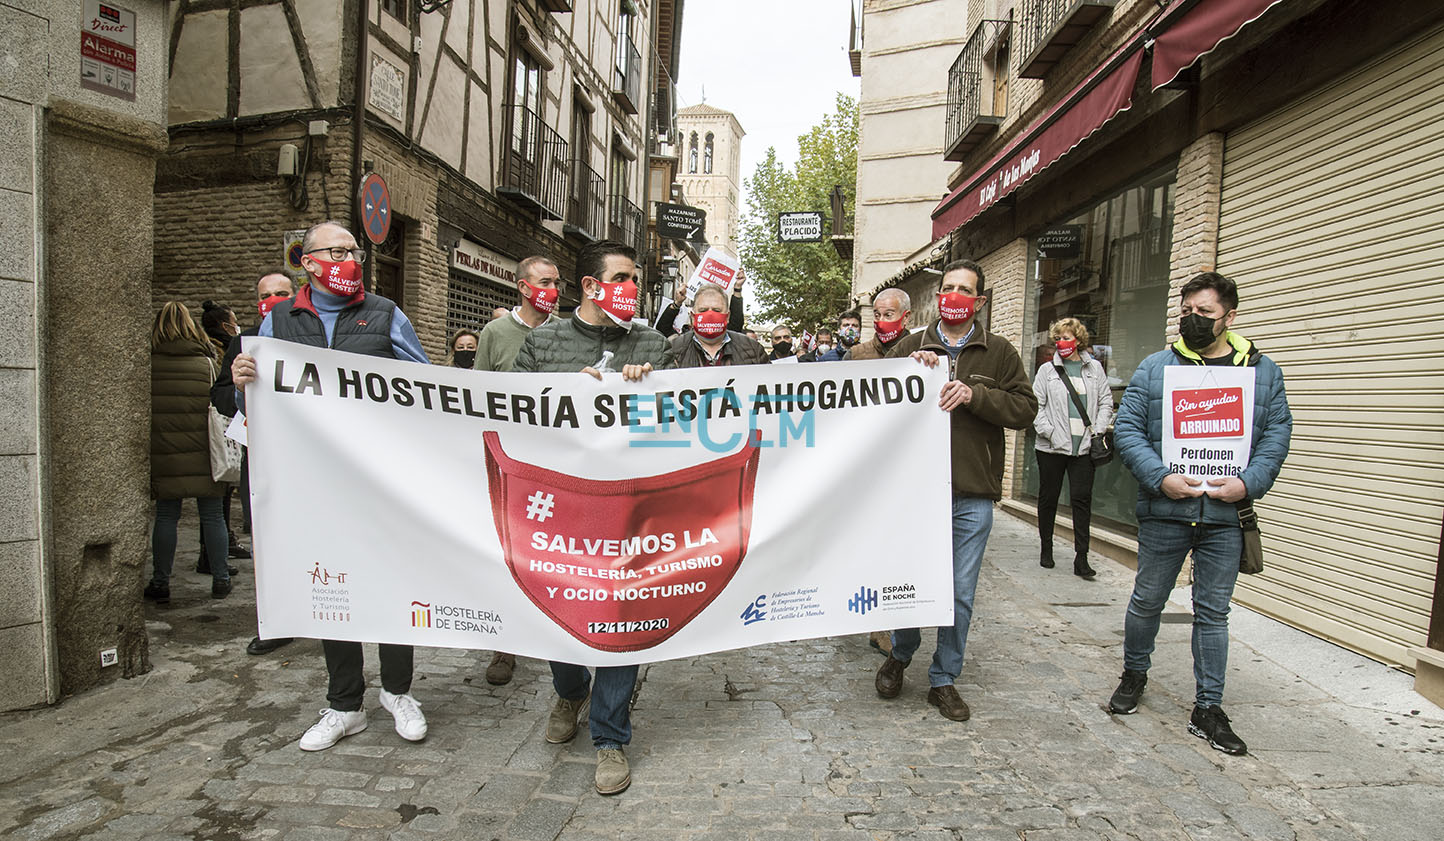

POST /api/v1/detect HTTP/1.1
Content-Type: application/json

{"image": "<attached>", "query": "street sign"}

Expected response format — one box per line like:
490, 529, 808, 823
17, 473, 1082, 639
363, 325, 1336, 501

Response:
1036, 225, 1083, 259
778, 211, 825, 243
357, 173, 392, 245
656, 202, 707, 241
284, 229, 307, 278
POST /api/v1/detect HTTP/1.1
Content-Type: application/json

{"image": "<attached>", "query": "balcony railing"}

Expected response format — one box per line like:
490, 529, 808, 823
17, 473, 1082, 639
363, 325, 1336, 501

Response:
565, 159, 606, 242
499, 105, 569, 220
609, 194, 645, 256
943, 19, 1009, 162
1017, 0, 1117, 79
613, 35, 642, 115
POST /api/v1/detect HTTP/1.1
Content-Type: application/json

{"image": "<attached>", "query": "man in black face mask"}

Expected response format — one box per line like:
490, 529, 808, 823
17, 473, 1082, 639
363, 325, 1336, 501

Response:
1108, 272, 1292, 757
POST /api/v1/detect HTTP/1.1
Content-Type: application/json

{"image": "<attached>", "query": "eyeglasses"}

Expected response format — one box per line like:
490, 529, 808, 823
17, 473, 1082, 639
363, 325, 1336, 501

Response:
306, 247, 367, 264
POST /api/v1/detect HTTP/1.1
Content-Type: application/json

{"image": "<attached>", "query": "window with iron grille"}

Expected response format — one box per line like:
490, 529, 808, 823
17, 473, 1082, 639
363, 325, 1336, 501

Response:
447, 271, 514, 335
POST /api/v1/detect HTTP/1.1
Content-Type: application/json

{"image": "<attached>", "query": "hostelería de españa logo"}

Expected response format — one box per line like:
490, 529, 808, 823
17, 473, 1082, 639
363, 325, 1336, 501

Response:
1173, 387, 1245, 438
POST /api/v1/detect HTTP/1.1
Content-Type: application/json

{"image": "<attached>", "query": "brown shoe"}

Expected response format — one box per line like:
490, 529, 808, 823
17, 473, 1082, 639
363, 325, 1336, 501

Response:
868, 630, 893, 656
485, 652, 516, 686
927, 685, 971, 721
875, 655, 908, 698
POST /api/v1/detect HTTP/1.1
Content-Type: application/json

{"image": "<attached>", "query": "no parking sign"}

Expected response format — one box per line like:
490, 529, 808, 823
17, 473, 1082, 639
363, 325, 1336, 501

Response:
357, 173, 392, 245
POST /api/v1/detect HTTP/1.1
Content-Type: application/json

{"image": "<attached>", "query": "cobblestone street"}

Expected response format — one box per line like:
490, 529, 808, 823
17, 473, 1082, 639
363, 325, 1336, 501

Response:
3, 511, 1441, 841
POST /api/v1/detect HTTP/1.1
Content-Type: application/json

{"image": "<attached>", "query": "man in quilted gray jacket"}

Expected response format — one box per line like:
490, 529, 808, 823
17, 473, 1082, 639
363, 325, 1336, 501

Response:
1108, 271, 1291, 757
512, 239, 673, 796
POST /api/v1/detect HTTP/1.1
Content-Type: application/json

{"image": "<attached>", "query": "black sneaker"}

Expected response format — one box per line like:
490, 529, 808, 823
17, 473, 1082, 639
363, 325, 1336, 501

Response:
1189, 705, 1247, 755
1108, 669, 1147, 714
211, 579, 233, 600
143, 582, 170, 605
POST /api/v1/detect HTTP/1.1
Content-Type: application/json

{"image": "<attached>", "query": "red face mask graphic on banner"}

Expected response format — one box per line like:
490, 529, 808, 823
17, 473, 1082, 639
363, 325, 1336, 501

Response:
485, 431, 761, 652
590, 278, 639, 327
523, 282, 559, 315
310, 256, 363, 297
693, 310, 728, 339
1055, 338, 1077, 358
937, 292, 977, 325
873, 316, 907, 344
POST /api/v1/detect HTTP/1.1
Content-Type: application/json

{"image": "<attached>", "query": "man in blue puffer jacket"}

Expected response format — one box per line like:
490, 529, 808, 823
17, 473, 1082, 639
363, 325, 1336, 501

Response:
1107, 272, 1291, 757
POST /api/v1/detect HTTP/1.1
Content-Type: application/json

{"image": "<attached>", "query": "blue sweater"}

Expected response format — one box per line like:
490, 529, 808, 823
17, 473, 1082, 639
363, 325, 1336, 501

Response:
1114, 333, 1292, 526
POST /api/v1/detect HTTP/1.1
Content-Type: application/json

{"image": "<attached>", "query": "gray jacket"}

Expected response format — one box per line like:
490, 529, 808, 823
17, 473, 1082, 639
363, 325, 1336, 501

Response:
1032, 351, 1113, 455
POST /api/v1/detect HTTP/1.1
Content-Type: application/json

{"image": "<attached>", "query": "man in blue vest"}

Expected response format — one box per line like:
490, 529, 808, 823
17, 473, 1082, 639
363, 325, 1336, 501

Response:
231, 220, 430, 752
1108, 271, 1292, 756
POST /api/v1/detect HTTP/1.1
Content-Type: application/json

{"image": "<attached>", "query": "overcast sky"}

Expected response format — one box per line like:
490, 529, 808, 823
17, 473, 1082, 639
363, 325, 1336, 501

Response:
674, 1, 861, 208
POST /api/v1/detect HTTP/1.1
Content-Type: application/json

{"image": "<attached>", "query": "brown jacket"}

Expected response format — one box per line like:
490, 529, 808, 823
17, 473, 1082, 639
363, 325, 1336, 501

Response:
670, 330, 770, 367
151, 338, 227, 500
844, 334, 905, 360
887, 320, 1037, 499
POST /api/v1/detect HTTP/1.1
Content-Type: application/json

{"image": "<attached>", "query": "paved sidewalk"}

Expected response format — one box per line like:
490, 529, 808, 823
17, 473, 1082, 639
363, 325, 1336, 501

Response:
3, 510, 1442, 840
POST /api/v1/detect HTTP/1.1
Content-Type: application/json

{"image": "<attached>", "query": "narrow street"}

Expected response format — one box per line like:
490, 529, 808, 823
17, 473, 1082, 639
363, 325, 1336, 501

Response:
3, 511, 1440, 841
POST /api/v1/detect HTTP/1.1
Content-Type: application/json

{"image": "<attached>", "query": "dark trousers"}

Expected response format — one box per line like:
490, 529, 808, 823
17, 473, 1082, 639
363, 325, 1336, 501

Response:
1036, 450, 1095, 560
199, 484, 235, 559
322, 639, 414, 711
239, 452, 252, 533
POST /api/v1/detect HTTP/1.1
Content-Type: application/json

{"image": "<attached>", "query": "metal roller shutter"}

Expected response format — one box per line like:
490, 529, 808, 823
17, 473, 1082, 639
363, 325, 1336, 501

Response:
1215, 25, 1444, 668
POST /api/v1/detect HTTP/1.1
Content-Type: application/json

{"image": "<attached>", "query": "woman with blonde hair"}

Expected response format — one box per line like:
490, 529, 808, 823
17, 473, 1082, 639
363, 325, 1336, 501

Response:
1031, 316, 1113, 580
145, 301, 232, 603
444, 327, 479, 368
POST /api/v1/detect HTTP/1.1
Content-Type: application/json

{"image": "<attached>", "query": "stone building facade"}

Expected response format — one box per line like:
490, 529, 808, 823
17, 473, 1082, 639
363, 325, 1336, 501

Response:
158, 0, 684, 358
859, 0, 1444, 701
2, 0, 170, 711
675, 103, 744, 255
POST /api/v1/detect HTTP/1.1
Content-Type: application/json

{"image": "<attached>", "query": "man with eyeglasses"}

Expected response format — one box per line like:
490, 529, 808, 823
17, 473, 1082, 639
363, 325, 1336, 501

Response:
231, 220, 431, 752
210, 270, 296, 656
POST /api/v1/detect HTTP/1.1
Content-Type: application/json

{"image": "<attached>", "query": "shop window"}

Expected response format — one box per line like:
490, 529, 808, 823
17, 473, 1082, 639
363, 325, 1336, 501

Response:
448, 270, 515, 335
1018, 168, 1177, 533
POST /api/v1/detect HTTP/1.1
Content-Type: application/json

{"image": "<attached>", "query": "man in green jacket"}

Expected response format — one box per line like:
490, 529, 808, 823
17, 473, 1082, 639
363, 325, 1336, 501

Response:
873, 259, 1038, 721
512, 240, 672, 796
473, 255, 561, 373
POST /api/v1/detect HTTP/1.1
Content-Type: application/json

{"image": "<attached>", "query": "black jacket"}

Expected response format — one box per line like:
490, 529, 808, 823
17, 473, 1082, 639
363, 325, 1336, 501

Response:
211, 326, 257, 418
669, 330, 770, 367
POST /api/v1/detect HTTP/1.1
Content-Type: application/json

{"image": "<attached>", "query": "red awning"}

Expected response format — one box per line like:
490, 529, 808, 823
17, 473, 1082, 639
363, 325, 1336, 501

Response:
930, 43, 1146, 241
1150, 0, 1286, 89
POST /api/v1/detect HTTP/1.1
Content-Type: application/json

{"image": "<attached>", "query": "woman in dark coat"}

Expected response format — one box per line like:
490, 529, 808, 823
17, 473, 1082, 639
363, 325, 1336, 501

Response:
145, 302, 232, 603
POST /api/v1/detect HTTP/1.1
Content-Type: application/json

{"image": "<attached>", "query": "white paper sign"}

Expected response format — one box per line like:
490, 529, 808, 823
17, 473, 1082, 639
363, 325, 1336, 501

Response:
684, 248, 741, 302
1162, 366, 1257, 483
225, 412, 248, 447
243, 338, 953, 666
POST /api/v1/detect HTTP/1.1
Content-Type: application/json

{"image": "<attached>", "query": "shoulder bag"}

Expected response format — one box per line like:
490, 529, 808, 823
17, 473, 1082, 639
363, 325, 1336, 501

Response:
1053, 364, 1114, 466
1237, 501, 1264, 574
205, 357, 243, 483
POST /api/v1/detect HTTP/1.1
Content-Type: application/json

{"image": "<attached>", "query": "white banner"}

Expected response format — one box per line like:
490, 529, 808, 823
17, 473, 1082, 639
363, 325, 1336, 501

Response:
1162, 365, 1257, 482
684, 248, 741, 302
244, 338, 954, 666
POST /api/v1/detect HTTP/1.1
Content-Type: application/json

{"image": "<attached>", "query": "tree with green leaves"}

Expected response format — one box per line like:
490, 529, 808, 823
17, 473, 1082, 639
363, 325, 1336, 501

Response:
739, 93, 857, 330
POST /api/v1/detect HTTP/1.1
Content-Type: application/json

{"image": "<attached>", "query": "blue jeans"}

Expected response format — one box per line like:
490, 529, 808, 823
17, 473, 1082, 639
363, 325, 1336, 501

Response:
550, 662, 639, 749
152, 497, 229, 586
1123, 518, 1243, 707
891, 494, 994, 687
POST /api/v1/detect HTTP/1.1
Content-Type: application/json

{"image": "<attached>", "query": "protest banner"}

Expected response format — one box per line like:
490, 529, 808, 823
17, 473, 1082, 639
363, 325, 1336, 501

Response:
1162, 366, 1257, 482
244, 338, 954, 666
683, 247, 741, 302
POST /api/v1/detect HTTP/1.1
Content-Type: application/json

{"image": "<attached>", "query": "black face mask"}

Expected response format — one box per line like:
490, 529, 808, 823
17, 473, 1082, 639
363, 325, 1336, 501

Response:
1179, 312, 1222, 353
453, 349, 476, 368
772, 341, 792, 356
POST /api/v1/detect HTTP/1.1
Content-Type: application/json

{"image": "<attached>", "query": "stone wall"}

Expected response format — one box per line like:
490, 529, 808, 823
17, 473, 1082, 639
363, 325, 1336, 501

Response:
1165, 132, 1225, 344
977, 238, 1029, 498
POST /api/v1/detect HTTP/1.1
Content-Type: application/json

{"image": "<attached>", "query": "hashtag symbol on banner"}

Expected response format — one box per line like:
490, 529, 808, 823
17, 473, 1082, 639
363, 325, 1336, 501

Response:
525, 491, 556, 522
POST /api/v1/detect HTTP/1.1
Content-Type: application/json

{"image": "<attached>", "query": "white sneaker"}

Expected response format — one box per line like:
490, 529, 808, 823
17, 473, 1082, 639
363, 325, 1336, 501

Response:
378, 690, 427, 741
299, 708, 367, 751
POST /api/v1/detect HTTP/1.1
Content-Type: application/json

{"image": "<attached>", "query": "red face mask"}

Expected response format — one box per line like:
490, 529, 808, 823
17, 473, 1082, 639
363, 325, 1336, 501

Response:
523, 281, 559, 315
257, 293, 289, 319
310, 256, 363, 297
693, 309, 729, 339
1055, 338, 1078, 358
938, 292, 978, 325
484, 431, 761, 652
589, 278, 639, 327
874, 316, 907, 344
